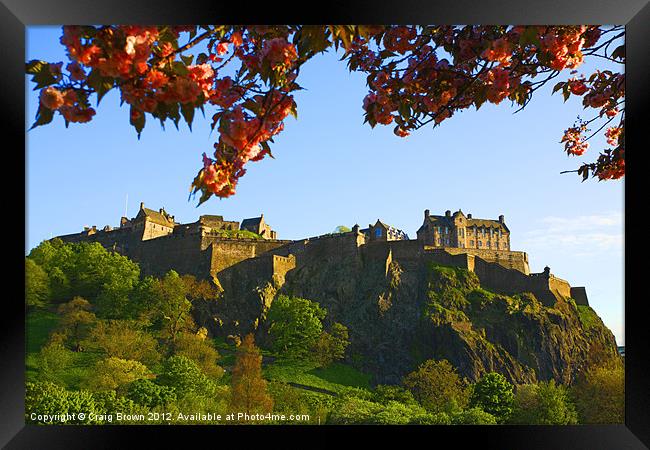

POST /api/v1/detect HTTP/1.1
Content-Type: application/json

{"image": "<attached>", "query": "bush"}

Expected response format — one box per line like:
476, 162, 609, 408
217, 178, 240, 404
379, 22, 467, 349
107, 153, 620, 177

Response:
158, 355, 216, 398
267, 295, 326, 358
126, 379, 177, 408
510, 381, 578, 425
469, 372, 514, 423
403, 359, 469, 413
451, 407, 498, 425
25, 381, 101, 424
173, 331, 224, 379
571, 361, 624, 424
311, 322, 350, 367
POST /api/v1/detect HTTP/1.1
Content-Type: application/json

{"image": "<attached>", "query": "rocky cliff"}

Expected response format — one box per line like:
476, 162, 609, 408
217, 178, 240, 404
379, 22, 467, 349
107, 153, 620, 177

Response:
194, 238, 619, 385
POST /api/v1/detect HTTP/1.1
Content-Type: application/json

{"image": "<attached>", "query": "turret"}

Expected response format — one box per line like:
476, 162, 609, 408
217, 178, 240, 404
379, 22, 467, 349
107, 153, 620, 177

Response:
499, 214, 505, 223
445, 210, 451, 217
424, 209, 430, 220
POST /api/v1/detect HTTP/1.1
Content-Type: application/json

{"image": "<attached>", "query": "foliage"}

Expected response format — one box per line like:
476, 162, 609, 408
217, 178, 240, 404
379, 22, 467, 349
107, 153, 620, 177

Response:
373, 384, 418, 406
311, 322, 350, 367
403, 359, 469, 413
267, 295, 326, 358
126, 378, 177, 408
25, 381, 101, 424
26, 26, 624, 205
469, 372, 515, 423
148, 271, 196, 342
84, 357, 153, 392
57, 296, 96, 351
576, 304, 601, 331
268, 381, 311, 421
451, 407, 498, 425
35, 341, 73, 383
333, 225, 351, 233
571, 360, 624, 424
25, 258, 50, 309
28, 240, 140, 312
173, 331, 224, 379
157, 355, 216, 398
86, 319, 161, 365
91, 390, 150, 423
229, 334, 273, 417
510, 380, 578, 424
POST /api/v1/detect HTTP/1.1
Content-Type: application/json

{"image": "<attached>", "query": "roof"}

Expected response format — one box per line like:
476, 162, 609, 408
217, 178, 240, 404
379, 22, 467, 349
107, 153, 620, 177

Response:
421, 211, 509, 233
139, 207, 175, 227
241, 217, 263, 229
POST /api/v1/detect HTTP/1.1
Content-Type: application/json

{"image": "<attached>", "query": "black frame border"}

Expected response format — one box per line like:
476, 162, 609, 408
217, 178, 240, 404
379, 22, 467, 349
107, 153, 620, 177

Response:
3, 0, 648, 447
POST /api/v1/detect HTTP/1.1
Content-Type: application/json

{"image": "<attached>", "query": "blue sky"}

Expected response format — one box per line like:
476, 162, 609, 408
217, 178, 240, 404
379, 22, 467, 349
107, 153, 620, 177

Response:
25, 26, 625, 345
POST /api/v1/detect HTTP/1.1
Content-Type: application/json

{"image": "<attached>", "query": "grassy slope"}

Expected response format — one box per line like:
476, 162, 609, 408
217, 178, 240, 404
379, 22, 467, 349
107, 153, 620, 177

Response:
26, 308, 103, 389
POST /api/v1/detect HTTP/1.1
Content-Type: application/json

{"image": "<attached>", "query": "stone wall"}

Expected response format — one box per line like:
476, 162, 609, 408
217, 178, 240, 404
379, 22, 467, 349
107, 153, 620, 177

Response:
570, 287, 590, 306
206, 237, 292, 277
438, 247, 530, 274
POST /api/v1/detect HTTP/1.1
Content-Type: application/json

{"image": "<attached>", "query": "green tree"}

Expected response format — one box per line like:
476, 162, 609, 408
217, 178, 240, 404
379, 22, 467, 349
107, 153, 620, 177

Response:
25, 381, 101, 424
35, 341, 73, 383
25, 258, 50, 309
571, 360, 624, 424
86, 319, 161, 365
402, 359, 469, 414
333, 225, 351, 233
158, 355, 215, 398
311, 322, 350, 367
92, 390, 150, 424
469, 372, 515, 423
373, 385, 418, 406
229, 334, 273, 418
510, 380, 578, 425
57, 296, 96, 351
126, 379, 177, 408
84, 357, 153, 392
267, 295, 326, 358
150, 271, 195, 343
451, 407, 498, 425
173, 331, 224, 379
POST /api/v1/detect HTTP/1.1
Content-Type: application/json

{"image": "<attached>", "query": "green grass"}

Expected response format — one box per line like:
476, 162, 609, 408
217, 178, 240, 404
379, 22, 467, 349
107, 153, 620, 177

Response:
577, 305, 601, 331
26, 308, 104, 389
26, 308, 60, 354
264, 359, 371, 394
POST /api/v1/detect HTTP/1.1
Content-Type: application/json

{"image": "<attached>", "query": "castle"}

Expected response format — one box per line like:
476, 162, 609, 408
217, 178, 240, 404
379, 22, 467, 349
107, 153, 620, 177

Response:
54, 204, 589, 307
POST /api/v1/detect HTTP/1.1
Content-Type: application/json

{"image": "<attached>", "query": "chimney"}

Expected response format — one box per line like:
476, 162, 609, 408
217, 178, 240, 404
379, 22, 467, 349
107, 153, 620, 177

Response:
424, 209, 430, 220
140, 202, 144, 210
499, 215, 505, 223
467, 213, 472, 219
352, 224, 360, 234
445, 210, 451, 217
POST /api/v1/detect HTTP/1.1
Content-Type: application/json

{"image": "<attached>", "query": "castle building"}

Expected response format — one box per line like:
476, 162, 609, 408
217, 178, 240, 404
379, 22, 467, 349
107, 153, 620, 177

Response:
240, 214, 277, 239
417, 209, 510, 251
363, 220, 409, 242
51, 204, 589, 308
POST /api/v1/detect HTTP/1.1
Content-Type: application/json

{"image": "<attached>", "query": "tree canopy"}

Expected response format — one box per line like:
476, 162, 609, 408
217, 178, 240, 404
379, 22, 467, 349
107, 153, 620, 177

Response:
26, 25, 624, 205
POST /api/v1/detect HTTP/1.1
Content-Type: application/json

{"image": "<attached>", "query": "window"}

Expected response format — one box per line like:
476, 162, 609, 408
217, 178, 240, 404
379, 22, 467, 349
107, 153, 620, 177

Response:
487, 242, 491, 248
478, 241, 482, 248
470, 240, 474, 246
375, 228, 382, 237
445, 227, 449, 234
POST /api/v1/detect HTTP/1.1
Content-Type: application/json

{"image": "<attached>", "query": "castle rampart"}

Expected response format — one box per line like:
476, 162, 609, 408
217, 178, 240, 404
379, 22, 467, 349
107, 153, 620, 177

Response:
52, 204, 588, 308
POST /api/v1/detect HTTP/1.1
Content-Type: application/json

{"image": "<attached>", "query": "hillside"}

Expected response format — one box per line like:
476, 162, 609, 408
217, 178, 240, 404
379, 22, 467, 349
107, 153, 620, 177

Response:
198, 241, 619, 385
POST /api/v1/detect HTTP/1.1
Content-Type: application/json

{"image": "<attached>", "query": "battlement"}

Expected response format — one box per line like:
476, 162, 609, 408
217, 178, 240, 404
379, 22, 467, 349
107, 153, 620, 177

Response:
52, 204, 587, 308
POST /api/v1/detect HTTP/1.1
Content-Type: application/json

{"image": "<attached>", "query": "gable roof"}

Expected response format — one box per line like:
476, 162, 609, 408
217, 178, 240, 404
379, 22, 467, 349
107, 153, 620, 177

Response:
139, 207, 176, 227
421, 213, 509, 233
241, 216, 263, 230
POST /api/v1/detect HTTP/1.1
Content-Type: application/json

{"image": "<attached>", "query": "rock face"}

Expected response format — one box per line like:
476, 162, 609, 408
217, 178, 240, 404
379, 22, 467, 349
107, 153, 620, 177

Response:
195, 236, 619, 385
